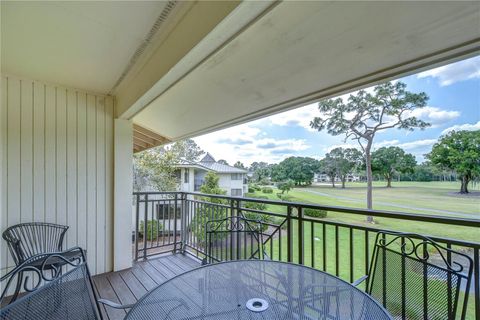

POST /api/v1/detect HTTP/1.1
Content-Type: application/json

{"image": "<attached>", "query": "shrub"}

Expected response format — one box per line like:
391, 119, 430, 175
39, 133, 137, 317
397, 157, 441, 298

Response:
262, 187, 273, 194
248, 187, 255, 193
139, 220, 163, 241
250, 184, 261, 191
303, 208, 328, 218
244, 212, 271, 232
244, 200, 267, 211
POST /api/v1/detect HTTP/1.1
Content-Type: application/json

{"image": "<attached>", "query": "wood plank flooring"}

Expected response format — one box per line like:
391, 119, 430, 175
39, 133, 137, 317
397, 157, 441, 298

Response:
92, 253, 201, 320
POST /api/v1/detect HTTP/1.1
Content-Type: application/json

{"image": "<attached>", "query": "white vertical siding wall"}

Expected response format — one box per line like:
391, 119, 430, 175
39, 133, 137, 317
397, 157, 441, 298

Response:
1, 75, 114, 275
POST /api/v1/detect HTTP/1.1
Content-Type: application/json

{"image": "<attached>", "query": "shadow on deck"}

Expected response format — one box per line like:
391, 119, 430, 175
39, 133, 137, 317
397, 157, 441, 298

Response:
92, 253, 201, 320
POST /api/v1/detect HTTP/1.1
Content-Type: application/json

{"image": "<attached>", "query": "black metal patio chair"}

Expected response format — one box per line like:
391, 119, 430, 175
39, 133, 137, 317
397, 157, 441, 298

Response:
202, 216, 267, 265
353, 231, 473, 320
2, 222, 73, 265
0, 247, 133, 320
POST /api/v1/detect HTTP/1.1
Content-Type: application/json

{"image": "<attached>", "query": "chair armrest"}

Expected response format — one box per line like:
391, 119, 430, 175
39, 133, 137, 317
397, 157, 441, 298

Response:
351, 275, 368, 287
98, 298, 135, 309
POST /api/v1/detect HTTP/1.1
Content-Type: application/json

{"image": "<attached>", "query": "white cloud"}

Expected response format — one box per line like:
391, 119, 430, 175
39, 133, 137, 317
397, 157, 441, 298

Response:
417, 56, 480, 86
265, 103, 318, 131
193, 122, 310, 166
404, 106, 460, 127
441, 121, 480, 135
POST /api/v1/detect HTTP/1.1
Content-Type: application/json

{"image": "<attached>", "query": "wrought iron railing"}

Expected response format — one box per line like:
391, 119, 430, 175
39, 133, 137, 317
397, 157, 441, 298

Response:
133, 191, 480, 319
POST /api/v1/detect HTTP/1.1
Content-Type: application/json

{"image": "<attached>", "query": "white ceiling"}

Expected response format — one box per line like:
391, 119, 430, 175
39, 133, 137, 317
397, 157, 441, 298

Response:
134, 1, 480, 141
1, 1, 171, 93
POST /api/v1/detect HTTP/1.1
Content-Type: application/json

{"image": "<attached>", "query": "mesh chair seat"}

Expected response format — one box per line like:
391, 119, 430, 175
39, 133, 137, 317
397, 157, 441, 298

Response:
0, 247, 133, 320
1, 262, 100, 320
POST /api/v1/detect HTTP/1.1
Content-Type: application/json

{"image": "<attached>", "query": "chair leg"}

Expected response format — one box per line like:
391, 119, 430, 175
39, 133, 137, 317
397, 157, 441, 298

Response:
11, 271, 23, 303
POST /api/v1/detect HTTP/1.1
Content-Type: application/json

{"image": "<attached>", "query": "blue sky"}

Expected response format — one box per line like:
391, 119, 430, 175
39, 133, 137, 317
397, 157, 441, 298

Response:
194, 56, 480, 166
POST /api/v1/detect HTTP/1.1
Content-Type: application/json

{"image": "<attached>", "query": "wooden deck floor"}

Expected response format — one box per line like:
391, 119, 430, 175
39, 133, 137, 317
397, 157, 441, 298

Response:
92, 253, 201, 320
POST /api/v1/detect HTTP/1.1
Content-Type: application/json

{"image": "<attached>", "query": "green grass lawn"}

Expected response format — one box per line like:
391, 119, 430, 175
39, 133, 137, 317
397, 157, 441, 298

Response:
243, 181, 479, 319
247, 181, 479, 242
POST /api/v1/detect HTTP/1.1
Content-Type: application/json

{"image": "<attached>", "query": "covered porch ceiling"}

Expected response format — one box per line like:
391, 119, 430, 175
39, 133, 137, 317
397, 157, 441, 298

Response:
2, 1, 479, 147
131, 1, 480, 142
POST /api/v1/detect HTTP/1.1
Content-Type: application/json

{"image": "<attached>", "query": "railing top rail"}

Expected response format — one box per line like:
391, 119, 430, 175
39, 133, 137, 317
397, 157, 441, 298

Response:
133, 191, 480, 228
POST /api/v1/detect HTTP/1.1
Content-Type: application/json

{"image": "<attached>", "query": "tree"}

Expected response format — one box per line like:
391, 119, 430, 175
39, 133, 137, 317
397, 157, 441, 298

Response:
277, 180, 295, 194
271, 157, 320, 185
250, 162, 272, 182
371, 147, 416, 187
169, 139, 204, 161
193, 172, 228, 246
233, 161, 246, 169
200, 172, 227, 198
217, 159, 229, 165
320, 156, 337, 188
427, 130, 480, 193
325, 147, 363, 188
310, 81, 430, 213
133, 147, 178, 192
133, 138, 205, 192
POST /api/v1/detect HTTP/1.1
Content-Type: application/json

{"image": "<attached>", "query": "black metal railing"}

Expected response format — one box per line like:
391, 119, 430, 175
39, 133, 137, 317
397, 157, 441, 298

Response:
133, 191, 480, 319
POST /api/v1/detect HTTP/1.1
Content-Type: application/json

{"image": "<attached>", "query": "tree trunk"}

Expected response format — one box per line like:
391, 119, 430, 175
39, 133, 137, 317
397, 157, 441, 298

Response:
386, 174, 392, 188
365, 141, 374, 222
341, 176, 346, 188
330, 175, 336, 188
460, 175, 470, 194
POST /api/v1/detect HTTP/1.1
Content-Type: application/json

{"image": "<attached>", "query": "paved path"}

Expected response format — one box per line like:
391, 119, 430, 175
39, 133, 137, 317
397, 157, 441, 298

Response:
301, 189, 478, 218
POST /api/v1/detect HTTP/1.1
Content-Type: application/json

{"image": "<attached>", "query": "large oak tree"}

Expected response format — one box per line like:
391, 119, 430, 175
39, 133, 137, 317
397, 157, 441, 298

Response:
427, 130, 480, 193
371, 146, 416, 187
311, 82, 430, 215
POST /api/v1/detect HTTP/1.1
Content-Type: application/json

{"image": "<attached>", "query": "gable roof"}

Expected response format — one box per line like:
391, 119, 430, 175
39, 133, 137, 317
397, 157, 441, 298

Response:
199, 161, 247, 174
175, 152, 247, 174
199, 152, 216, 163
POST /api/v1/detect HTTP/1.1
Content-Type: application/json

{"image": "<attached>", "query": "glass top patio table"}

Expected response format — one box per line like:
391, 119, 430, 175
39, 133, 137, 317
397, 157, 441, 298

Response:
125, 260, 392, 320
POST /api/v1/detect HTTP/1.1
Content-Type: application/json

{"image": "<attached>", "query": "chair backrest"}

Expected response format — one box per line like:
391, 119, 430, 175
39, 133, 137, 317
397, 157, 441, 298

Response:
204, 216, 265, 264
2, 222, 69, 265
367, 231, 473, 320
0, 247, 102, 320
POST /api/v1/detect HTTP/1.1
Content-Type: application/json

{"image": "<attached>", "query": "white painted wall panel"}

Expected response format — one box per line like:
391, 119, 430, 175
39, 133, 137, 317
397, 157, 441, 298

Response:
0, 75, 114, 275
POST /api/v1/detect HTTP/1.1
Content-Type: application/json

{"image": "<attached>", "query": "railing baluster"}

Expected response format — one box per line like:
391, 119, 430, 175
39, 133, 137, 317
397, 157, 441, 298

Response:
322, 223, 326, 272
173, 193, 178, 253
311, 221, 315, 268
364, 230, 369, 278
287, 205, 293, 263
298, 206, 304, 265
143, 194, 148, 260
134, 193, 140, 261
474, 248, 479, 320
349, 228, 353, 283
279, 227, 282, 261
335, 225, 339, 277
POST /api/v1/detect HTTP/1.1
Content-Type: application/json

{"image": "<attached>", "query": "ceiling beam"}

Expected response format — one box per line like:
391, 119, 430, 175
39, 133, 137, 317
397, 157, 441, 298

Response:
133, 124, 171, 153
115, 0, 242, 119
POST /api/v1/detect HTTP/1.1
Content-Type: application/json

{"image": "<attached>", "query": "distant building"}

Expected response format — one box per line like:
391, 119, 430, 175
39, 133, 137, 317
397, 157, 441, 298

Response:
174, 153, 248, 196
314, 172, 360, 183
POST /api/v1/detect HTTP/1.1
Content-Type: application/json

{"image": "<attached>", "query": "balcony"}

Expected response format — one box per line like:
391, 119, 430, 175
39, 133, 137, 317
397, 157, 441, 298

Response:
128, 191, 480, 320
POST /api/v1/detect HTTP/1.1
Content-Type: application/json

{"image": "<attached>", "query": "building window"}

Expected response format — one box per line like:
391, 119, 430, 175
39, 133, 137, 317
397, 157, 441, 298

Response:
156, 204, 181, 220
231, 188, 243, 197
184, 169, 189, 183
231, 173, 242, 180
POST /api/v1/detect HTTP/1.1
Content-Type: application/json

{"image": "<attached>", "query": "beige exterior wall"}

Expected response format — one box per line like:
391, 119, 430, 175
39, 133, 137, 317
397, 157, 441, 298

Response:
1, 75, 114, 275
218, 173, 246, 196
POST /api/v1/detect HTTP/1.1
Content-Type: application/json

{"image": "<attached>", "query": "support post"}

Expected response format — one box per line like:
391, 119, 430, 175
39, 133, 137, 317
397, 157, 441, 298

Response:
113, 119, 133, 271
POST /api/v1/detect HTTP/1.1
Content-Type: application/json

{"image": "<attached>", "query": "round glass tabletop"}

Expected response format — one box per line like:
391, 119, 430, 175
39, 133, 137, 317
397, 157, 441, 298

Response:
125, 260, 392, 320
